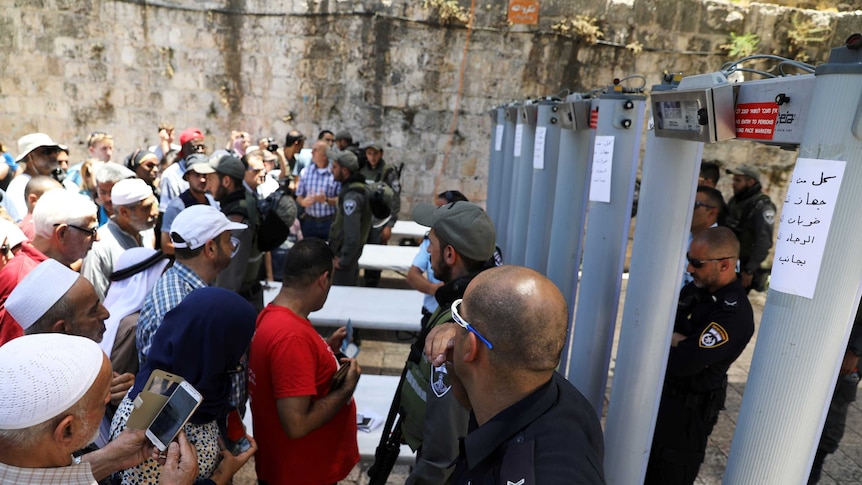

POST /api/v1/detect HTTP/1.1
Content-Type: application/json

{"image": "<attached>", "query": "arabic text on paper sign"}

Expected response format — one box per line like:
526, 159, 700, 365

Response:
588, 136, 614, 203
770, 158, 846, 299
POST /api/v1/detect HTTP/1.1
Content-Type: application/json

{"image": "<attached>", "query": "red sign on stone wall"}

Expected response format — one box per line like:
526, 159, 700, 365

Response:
508, 0, 539, 25
735, 102, 779, 140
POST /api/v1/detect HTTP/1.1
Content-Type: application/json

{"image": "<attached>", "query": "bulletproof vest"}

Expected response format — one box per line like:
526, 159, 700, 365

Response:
221, 190, 262, 284
400, 306, 453, 451
726, 192, 771, 264
329, 181, 372, 253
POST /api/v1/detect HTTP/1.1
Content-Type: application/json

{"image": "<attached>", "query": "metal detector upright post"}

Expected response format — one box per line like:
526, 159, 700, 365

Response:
724, 34, 862, 485
564, 86, 645, 415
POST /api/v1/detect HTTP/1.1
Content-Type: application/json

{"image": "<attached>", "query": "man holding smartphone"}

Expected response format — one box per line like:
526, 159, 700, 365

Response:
0, 334, 199, 484
248, 238, 360, 485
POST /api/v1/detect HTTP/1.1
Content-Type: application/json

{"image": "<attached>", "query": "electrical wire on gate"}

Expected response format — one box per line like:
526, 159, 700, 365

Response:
435, 0, 477, 196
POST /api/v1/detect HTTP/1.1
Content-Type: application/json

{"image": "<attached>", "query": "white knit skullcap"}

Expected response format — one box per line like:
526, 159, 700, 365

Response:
6, 259, 80, 331
111, 178, 153, 207
0, 334, 104, 429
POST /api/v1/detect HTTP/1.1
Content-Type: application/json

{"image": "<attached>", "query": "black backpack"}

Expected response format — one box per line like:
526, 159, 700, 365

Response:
256, 186, 298, 252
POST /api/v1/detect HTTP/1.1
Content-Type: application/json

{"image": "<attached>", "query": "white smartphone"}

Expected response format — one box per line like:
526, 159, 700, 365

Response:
145, 380, 203, 451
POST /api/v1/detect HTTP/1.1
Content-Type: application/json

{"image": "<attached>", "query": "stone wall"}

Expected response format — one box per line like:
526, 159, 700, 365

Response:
1, 0, 859, 213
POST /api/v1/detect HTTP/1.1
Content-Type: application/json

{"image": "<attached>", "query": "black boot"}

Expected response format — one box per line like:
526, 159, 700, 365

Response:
808, 449, 828, 484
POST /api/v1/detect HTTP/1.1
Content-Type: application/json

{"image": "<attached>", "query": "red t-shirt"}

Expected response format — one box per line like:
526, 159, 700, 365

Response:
0, 243, 48, 346
249, 304, 359, 485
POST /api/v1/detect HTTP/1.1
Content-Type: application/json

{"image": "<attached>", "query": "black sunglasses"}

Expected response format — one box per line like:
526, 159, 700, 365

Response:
687, 253, 733, 269
54, 223, 98, 237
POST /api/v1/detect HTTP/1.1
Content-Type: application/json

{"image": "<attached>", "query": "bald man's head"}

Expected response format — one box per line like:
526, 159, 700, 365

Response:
464, 266, 568, 373
692, 226, 739, 260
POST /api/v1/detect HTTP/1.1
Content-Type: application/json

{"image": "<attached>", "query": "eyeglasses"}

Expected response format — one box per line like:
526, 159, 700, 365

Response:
687, 253, 733, 269
192, 144, 207, 152
230, 236, 241, 258
694, 201, 715, 210
451, 299, 493, 349
55, 223, 98, 237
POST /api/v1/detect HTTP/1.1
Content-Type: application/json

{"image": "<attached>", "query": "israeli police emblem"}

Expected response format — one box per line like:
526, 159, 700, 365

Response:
343, 198, 357, 216
699, 322, 729, 348
430, 364, 451, 397
763, 209, 775, 225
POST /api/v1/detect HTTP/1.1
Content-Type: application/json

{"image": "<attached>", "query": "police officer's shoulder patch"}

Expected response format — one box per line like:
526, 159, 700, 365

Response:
343, 198, 357, 216
699, 322, 729, 348
430, 364, 451, 397
763, 208, 776, 225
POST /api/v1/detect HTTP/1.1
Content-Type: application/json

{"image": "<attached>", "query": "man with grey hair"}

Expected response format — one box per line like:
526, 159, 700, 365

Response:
0, 189, 99, 345
0, 333, 199, 484
94, 162, 135, 226
82, 178, 159, 299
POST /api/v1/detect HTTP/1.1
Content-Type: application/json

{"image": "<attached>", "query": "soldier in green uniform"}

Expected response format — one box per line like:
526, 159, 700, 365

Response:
328, 151, 372, 286
358, 142, 401, 287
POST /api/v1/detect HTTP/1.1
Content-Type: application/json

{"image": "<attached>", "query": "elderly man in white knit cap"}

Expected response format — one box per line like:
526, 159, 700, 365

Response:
6, 259, 137, 416
0, 189, 99, 346
0, 333, 200, 484
82, 178, 160, 299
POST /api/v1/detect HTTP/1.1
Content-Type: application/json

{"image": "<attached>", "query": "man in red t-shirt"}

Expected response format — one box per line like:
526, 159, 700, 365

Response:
249, 238, 360, 485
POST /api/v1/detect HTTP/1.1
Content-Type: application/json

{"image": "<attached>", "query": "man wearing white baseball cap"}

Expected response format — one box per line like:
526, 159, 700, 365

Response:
0, 333, 199, 484
6, 133, 65, 221
136, 204, 246, 366
82, 178, 160, 300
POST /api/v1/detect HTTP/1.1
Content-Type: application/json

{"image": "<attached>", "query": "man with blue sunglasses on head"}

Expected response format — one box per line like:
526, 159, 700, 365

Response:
386, 200, 497, 485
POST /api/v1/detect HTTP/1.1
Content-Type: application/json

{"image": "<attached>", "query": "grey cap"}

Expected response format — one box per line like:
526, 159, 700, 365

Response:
362, 141, 383, 151
183, 153, 214, 179
335, 151, 359, 173
209, 154, 245, 180
335, 130, 352, 142
413, 201, 496, 262
726, 163, 760, 182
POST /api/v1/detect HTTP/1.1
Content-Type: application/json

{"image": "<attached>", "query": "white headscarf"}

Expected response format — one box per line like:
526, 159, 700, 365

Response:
100, 248, 170, 358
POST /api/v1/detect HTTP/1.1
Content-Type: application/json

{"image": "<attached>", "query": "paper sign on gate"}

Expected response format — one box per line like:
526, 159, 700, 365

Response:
770, 157, 846, 299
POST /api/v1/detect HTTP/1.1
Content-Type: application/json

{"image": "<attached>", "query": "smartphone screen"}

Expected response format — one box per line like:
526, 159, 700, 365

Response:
146, 382, 202, 451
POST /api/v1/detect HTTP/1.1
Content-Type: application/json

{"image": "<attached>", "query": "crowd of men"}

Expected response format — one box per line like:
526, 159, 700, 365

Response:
0, 124, 849, 485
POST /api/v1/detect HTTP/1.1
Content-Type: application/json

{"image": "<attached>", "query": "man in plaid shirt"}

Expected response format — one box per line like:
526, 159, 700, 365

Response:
295, 140, 341, 240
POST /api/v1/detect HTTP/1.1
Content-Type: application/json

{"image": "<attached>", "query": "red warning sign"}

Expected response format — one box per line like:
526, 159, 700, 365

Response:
590, 108, 599, 129
735, 102, 779, 140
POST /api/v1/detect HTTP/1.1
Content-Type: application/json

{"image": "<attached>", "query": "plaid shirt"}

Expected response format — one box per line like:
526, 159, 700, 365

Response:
296, 163, 340, 218
136, 261, 248, 413
0, 461, 96, 484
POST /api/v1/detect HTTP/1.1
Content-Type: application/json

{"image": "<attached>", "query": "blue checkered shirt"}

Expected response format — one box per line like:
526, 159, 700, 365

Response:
136, 261, 248, 413
296, 163, 340, 218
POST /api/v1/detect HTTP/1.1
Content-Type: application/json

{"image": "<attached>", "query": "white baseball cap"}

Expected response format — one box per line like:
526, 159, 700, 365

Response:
170, 205, 247, 250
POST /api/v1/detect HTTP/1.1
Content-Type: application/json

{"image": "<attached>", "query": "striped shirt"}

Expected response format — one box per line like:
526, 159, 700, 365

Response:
296, 163, 340, 218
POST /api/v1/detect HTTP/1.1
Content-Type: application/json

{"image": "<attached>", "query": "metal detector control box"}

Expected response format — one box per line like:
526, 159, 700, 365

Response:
651, 72, 736, 143
733, 75, 814, 147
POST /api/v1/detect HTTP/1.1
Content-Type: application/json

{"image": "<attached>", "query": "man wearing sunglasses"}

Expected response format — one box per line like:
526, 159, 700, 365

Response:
445, 265, 605, 484
391, 201, 496, 485
645, 227, 755, 485
682, 186, 725, 287
6, 133, 66, 221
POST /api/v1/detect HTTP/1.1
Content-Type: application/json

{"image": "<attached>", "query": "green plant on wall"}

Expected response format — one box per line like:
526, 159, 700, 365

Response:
721, 32, 759, 58
552, 15, 604, 45
422, 0, 469, 25
785, 13, 830, 63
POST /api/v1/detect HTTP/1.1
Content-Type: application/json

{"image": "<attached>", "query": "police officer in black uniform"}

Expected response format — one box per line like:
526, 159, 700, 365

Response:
725, 164, 776, 292
441, 265, 605, 484
645, 227, 755, 485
